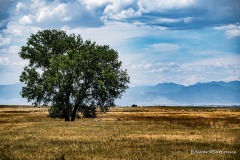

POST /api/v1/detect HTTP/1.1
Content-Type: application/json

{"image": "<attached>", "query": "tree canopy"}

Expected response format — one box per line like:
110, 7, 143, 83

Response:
19, 29, 129, 121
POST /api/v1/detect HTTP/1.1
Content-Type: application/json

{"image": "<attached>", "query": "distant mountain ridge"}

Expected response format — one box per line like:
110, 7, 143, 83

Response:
1, 81, 240, 106
116, 81, 240, 106
169, 82, 240, 104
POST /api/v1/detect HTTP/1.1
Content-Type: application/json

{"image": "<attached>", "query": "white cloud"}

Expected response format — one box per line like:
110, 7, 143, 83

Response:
12, 0, 104, 28
109, 8, 140, 20
8, 46, 21, 55
178, 55, 240, 84
138, 0, 195, 12
194, 50, 226, 56
82, 0, 196, 14
19, 15, 32, 25
129, 61, 181, 73
183, 55, 240, 67
145, 43, 181, 53
16, 2, 26, 12
156, 18, 181, 23
36, 3, 68, 22
131, 63, 153, 71
214, 24, 240, 39
82, 0, 109, 10
214, 61, 224, 68
0, 46, 20, 56
183, 75, 203, 85
183, 17, 193, 23
62, 16, 72, 21
0, 71, 21, 84
0, 57, 10, 65
225, 29, 240, 39
0, 0, 239, 87
214, 24, 239, 30
102, 0, 140, 20
97, 0, 196, 21
0, 35, 11, 47
4, 22, 40, 37
30, 0, 46, 10
64, 21, 152, 47
127, 54, 240, 86
144, 16, 193, 25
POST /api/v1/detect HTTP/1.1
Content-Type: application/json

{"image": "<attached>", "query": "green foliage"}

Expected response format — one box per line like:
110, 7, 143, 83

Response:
19, 29, 130, 121
81, 105, 97, 118
48, 105, 65, 119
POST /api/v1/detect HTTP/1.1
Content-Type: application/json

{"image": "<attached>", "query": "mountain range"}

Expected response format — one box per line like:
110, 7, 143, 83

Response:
0, 81, 240, 106
116, 81, 240, 106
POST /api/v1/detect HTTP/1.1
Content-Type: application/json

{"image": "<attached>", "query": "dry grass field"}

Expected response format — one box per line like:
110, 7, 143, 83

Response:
0, 105, 239, 160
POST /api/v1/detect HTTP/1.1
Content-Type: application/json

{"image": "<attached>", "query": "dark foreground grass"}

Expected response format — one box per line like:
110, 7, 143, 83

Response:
0, 106, 239, 160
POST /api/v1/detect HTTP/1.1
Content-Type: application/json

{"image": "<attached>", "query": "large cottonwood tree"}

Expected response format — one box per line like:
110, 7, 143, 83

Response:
19, 29, 129, 121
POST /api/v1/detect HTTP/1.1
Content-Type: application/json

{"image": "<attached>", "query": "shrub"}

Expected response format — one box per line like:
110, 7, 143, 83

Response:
48, 105, 65, 118
81, 105, 96, 118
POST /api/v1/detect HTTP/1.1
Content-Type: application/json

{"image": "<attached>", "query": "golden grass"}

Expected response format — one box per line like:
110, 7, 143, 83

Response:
0, 106, 239, 160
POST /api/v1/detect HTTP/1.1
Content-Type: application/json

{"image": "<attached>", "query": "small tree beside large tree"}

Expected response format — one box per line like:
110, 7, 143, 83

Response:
19, 29, 129, 121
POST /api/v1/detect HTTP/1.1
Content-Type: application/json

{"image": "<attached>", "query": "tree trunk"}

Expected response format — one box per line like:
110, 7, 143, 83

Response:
64, 108, 70, 121
71, 105, 79, 121
65, 116, 70, 121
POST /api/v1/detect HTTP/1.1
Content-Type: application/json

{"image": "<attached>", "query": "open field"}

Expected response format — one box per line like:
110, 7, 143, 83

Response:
0, 106, 240, 160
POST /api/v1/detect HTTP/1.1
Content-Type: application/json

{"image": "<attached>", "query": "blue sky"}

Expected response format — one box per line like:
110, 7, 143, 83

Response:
0, 0, 240, 86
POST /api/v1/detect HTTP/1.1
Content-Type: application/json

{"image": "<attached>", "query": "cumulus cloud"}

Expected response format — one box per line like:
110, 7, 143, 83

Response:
225, 29, 240, 39
19, 15, 32, 25
16, 2, 26, 12
0, 0, 239, 87
82, 0, 195, 14
36, 3, 68, 22
3, 0, 239, 30
215, 24, 240, 39
100, 0, 195, 24
13, 0, 103, 28
214, 24, 239, 30
84, 0, 239, 29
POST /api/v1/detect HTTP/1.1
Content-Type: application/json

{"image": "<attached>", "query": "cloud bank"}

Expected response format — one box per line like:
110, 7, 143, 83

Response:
0, 0, 239, 88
